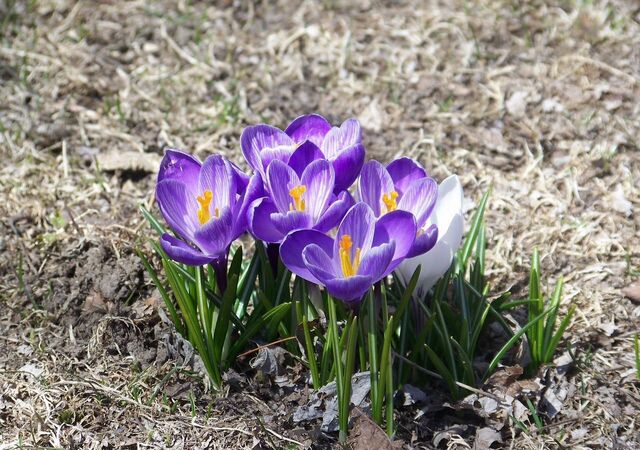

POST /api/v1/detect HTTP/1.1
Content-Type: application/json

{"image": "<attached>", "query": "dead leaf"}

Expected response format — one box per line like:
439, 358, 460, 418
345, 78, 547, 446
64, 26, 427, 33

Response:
622, 281, 640, 304
473, 427, 502, 450
485, 365, 523, 389
348, 410, 404, 450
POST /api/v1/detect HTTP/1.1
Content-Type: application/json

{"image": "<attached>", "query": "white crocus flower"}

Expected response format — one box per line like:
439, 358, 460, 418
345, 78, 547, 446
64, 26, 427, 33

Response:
397, 175, 464, 297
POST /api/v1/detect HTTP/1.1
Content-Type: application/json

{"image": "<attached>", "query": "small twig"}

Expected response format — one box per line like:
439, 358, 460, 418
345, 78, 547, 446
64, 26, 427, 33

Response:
237, 336, 298, 359
392, 351, 508, 405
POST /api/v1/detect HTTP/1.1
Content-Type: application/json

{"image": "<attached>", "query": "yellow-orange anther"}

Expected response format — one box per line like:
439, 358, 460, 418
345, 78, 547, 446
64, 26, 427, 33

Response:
289, 185, 307, 212
197, 190, 218, 224
382, 191, 399, 213
339, 234, 361, 278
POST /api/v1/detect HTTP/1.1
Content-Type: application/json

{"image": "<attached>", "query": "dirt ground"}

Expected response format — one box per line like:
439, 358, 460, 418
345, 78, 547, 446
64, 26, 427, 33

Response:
1, 0, 639, 448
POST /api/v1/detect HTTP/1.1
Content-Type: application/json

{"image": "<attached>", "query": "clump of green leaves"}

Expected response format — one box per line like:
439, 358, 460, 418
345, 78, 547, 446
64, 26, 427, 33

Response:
524, 248, 576, 374
139, 206, 292, 389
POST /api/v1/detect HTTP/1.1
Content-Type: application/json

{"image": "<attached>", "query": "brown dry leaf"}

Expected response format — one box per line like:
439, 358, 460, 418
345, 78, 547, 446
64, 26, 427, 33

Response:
348, 411, 404, 450
83, 291, 108, 313
622, 281, 640, 304
485, 365, 523, 389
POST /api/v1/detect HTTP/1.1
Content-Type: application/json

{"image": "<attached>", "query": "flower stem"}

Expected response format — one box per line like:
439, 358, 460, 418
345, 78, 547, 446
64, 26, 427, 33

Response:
266, 243, 280, 278
212, 254, 228, 295
328, 295, 347, 443
367, 290, 381, 423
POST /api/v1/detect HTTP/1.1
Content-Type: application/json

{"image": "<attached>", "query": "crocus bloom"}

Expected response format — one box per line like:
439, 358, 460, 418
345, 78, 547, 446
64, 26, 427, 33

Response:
280, 203, 417, 303
358, 158, 438, 257
241, 114, 365, 192
248, 159, 353, 243
156, 150, 261, 266
396, 175, 464, 297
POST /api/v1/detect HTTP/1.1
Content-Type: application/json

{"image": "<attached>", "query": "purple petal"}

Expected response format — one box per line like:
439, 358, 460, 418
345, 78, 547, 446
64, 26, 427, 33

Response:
303, 244, 339, 281
280, 229, 335, 284
301, 159, 334, 221
324, 275, 372, 303
331, 143, 365, 192
397, 177, 438, 226
358, 241, 396, 280
199, 155, 236, 210
160, 233, 217, 266
407, 224, 438, 258
249, 198, 285, 243
270, 211, 313, 237
320, 118, 362, 160
266, 160, 299, 213
260, 146, 296, 173
231, 162, 250, 195
386, 158, 427, 196
315, 191, 354, 233
288, 141, 324, 178
334, 203, 376, 259
357, 160, 395, 217
233, 173, 265, 238
156, 179, 199, 240
285, 114, 332, 147
193, 206, 234, 256
157, 149, 201, 193
373, 210, 417, 274
241, 124, 294, 174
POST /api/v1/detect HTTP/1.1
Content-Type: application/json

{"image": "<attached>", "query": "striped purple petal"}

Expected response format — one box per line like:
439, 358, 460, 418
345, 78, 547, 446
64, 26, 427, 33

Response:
358, 160, 395, 216
266, 160, 299, 213
321, 119, 362, 160
160, 233, 217, 266
156, 179, 200, 240
285, 114, 332, 148
397, 177, 438, 227
241, 124, 295, 175
334, 203, 376, 259
280, 229, 335, 284
301, 159, 334, 221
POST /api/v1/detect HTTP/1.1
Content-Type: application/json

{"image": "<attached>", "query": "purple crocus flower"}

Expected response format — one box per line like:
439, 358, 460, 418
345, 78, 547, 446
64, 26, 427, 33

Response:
357, 158, 439, 258
241, 114, 365, 192
280, 203, 417, 303
156, 149, 262, 267
248, 159, 353, 243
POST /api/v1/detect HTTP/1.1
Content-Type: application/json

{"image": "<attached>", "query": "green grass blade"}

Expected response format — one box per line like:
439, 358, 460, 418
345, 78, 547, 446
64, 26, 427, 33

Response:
635, 335, 640, 380
140, 205, 166, 235
542, 277, 564, 350
423, 343, 459, 397
137, 249, 185, 336
542, 304, 575, 363
367, 290, 380, 422
450, 337, 475, 387
227, 302, 292, 359
458, 188, 491, 272
484, 307, 552, 381
377, 316, 394, 425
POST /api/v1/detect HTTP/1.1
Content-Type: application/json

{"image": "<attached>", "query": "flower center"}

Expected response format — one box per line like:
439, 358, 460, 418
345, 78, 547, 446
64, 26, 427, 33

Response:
289, 185, 307, 212
196, 190, 219, 225
382, 191, 399, 213
339, 234, 361, 278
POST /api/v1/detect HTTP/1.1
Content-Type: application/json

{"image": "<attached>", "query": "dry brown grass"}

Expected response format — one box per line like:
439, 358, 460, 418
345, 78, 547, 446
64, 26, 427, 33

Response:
1, 0, 639, 448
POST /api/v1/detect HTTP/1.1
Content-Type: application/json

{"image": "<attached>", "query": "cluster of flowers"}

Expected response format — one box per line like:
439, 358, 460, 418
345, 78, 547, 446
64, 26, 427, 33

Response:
156, 114, 464, 303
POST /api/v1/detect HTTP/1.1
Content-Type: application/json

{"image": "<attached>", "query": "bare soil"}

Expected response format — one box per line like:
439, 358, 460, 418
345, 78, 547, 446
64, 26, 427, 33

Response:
1, 0, 639, 448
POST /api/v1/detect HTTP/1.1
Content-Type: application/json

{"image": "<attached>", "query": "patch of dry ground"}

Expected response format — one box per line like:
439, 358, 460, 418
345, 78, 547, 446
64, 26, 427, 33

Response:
1, 0, 639, 448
